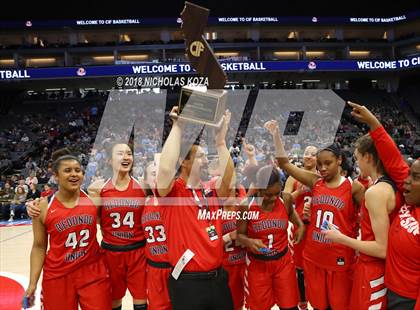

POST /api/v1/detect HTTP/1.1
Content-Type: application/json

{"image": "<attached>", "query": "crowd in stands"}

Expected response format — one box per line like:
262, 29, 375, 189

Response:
0, 174, 55, 221
0, 87, 418, 221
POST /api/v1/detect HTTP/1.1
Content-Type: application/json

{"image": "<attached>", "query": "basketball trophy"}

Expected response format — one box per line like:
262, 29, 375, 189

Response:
177, 1, 228, 127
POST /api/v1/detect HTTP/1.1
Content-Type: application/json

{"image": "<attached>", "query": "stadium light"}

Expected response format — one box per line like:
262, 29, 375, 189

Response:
274, 51, 299, 58
27, 58, 56, 63
305, 51, 325, 56
120, 34, 131, 42
214, 52, 239, 57
120, 54, 149, 61
349, 50, 371, 56
26, 58, 56, 66
0, 59, 14, 65
205, 32, 217, 40
93, 56, 115, 61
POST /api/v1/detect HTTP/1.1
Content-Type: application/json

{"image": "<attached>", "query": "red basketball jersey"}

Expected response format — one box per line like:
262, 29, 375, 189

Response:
247, 197, 289, 257
293, 180, 312, 220
359, 179, 402, 263
303, 177, 357, 270
160, 177, 223, 272
100, 177, 145, 245
43, 191, 100, 280
222, 217, 246, 265
141, 196, 169, 262
385, 204, 420, 300
357, 176, 371, 190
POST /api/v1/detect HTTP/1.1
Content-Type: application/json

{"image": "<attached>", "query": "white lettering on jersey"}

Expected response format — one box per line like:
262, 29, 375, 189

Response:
399, 205, 419, 236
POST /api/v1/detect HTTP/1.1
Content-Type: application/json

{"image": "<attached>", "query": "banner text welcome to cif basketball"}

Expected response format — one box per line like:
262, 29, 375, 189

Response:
1, 56, 420, 80
0, 10, 419, 29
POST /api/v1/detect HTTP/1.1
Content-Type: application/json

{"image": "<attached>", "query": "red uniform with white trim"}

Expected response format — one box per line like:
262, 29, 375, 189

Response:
100, 177, 147, 300
303, 177, 357, 310
369, 126, 410, 194
245, 197, 299, 310
385, 205, 420, 303
291, 180, 311, 269
141, 196, 171, 310
350, 177, 401, 310
222, 216, 246, 310
42, 191, 111, 310
161, 177, 223, 272
369, 125, 419, 306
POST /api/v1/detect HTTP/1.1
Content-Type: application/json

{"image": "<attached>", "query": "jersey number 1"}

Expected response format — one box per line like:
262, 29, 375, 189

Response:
268, 233, 274, 248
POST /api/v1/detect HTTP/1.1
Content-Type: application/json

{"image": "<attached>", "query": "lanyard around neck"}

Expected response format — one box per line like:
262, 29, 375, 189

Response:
189, 185, 209, 212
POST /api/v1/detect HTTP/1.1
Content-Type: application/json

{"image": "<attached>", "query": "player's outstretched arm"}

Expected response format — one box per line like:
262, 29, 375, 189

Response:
284, 175, 306, 202
348, 101, 381, 130
348, 101, 409, 192
157, 107, 184, 197
242, 138, 258, 168
264, 120, 320, 189
215, 110, 235, 199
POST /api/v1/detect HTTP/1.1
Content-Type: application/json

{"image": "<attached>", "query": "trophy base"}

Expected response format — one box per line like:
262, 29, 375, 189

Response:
177, 85, 227, 127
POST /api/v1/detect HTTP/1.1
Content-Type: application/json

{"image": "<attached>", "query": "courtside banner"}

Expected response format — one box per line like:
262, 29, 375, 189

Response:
1, 56, 419, 80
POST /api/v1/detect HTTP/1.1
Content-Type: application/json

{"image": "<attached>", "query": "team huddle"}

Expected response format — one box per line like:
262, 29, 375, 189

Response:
24, 102, 419, 310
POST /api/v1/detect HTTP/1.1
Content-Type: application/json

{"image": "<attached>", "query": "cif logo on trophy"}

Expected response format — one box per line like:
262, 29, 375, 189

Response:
177, 1, 227, 127
190, 41, 205, 57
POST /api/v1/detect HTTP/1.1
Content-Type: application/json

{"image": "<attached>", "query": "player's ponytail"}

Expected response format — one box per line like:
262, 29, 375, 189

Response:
355, 134, 385, 174
340, 154, 354, 178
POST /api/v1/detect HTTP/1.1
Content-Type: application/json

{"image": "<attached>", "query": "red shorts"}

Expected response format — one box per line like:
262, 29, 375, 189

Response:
223, 263, 245, 310
303, 259, 352, 310
146, 263, 172, 310
350, 259, 387, 310
245, 251, 299, 310
41, 258, 111, 310
102, 246, 147, 300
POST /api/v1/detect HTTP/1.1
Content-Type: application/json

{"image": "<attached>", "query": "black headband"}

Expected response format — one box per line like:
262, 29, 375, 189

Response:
318, 144, 341, 157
